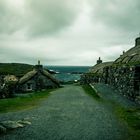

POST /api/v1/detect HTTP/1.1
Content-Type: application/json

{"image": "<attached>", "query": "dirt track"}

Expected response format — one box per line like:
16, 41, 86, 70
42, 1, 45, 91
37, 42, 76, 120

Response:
0, 85, 131, 140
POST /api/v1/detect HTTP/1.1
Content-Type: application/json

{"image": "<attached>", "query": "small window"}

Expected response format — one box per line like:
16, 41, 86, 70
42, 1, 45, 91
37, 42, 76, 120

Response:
27, 83, 32, 90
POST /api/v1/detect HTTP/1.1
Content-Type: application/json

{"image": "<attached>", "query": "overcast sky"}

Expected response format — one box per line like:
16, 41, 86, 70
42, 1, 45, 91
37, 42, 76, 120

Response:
0, 0, 140, 66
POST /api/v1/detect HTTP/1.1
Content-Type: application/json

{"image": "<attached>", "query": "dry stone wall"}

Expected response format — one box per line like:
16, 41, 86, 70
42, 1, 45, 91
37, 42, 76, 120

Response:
102, 65, 140, 103
81, 64, 140, 103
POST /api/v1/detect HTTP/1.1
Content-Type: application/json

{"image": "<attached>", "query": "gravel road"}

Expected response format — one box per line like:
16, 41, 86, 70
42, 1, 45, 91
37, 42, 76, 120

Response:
0, 85, 131, 140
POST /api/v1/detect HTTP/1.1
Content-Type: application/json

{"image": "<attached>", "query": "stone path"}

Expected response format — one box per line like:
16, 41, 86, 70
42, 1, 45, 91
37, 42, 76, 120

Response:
0, 85, 131, 140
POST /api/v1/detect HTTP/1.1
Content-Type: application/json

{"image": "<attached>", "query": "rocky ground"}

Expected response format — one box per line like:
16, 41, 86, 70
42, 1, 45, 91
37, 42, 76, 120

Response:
0, 85, 137, 140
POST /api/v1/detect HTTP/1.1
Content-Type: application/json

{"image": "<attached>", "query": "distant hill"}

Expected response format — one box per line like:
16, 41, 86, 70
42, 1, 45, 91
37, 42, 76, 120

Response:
0, 63, 34, 76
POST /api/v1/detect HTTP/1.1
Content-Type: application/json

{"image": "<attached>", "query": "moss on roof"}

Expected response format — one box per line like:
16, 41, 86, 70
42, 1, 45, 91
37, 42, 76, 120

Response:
89, 62, 113, 74
114, 45, 140, 65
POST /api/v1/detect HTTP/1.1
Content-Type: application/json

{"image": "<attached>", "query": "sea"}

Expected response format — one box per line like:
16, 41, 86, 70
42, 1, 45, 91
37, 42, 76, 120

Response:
45, 66, 91, 83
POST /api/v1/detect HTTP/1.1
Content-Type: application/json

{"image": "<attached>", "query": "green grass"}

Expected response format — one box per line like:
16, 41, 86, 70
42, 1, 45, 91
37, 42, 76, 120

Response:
82, 84, 100, 100
115, 106, 140, 130
0, 90, 53, 113
112, 102, 140, 139
102, 98, 140, 138
0, 63, 33, 76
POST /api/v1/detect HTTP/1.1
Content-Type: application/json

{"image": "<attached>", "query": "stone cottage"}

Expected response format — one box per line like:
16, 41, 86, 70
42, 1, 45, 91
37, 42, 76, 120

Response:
103, 37, 140, 102
18, 61, 60, 92
81, 37, 140, 103
80, 58, 113, 84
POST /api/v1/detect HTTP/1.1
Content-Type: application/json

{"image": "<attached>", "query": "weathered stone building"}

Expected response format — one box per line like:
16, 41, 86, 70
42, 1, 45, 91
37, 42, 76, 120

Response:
0, 62, 60, 98
18, 61, 60, 92
81, 37, 140, 103
80, 58, 113, 84
103, 37, 140, 102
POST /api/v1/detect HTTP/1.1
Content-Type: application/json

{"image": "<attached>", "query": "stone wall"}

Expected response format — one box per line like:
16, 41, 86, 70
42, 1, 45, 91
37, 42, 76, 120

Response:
103, 65, 140, 102
81, 64, 140, 103
80, 73, 101, 84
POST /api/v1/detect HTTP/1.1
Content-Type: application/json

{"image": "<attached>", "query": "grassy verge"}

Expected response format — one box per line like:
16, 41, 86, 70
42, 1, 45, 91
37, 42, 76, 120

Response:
116, 107, 140, 130
82, 84, 140, 138
111, 102, 140, 139
0, 90, 53, 113
82, 84, 100, 100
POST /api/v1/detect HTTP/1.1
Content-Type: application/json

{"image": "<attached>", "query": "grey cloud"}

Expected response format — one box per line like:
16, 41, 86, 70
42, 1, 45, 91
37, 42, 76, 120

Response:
0, 0, 81, 37
0, 0, 139, 66
0, 1, 23, 35
89, 0, 140, 32
24, 0, 81, 37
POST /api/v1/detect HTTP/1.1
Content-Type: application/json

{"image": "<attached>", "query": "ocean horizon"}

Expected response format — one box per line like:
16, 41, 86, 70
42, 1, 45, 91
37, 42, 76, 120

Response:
45, 65, 91, 82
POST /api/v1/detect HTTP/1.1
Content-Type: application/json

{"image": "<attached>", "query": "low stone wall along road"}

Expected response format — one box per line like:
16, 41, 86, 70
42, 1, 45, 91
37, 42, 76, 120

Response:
0, 85, 131, 140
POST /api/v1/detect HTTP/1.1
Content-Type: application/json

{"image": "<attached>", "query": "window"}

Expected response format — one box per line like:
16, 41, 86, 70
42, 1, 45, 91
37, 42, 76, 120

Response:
27, 83, 32, 90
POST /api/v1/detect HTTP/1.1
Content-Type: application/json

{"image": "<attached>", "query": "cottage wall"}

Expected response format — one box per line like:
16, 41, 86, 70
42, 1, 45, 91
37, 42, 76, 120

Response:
19, 80, 36, 92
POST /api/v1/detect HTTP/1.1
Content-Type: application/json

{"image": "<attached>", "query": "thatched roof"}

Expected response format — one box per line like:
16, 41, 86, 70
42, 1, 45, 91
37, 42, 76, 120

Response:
19, 69, 59, 85
115, 41, 140, 64
42, 70, 59, 85
19, 70, 37, 84
88, 38, 140, 75
89, 62, 113, 74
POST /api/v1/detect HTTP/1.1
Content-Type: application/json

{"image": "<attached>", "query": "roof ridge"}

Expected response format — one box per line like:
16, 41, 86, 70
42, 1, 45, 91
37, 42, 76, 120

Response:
19, 70, 37, 84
